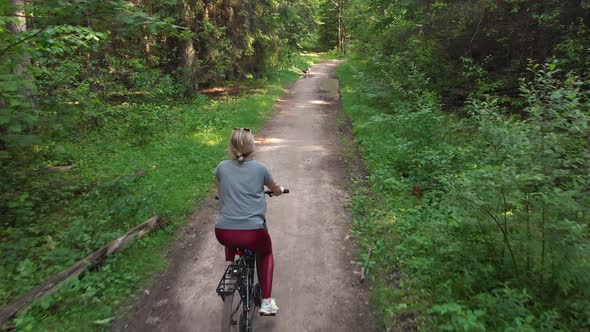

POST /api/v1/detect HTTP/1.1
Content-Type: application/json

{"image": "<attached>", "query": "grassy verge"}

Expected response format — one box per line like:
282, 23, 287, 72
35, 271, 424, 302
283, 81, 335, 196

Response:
3, 53, 326, 331
336, 60, 430, 331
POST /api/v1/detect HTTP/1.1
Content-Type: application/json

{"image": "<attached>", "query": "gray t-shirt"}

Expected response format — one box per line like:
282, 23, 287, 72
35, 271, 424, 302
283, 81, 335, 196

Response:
214, 159, 274, 230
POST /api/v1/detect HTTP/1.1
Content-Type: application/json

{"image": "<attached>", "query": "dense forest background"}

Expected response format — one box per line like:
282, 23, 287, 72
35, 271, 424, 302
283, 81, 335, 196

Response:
1, 0, 589, 330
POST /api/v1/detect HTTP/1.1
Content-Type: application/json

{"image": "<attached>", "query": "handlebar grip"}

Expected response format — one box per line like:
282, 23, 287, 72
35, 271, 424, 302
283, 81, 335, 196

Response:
264, 187, 289, 196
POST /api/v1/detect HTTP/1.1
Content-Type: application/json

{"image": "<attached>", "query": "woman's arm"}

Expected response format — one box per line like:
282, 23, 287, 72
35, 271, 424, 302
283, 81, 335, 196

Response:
216, 178, 221, 198
266, 178, 283, 196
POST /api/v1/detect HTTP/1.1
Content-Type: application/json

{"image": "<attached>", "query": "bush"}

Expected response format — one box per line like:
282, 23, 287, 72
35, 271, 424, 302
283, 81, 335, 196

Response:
338, 58, 590, 330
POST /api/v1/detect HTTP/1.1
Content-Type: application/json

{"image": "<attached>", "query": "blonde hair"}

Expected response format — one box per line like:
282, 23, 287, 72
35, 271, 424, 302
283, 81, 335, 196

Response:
230, 128, 255, 161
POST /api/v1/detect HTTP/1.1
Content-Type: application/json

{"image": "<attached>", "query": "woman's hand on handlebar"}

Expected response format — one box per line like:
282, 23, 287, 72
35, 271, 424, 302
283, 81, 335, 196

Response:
267, 179, 285, 197
216, 187, 289, 199
265, 186, 289, 197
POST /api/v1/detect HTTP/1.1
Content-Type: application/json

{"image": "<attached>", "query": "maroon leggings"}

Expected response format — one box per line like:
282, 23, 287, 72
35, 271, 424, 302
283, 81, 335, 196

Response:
215, 228, 274, 299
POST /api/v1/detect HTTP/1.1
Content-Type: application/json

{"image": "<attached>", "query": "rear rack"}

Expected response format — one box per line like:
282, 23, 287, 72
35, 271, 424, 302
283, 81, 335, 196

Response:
216, 264, 246, 296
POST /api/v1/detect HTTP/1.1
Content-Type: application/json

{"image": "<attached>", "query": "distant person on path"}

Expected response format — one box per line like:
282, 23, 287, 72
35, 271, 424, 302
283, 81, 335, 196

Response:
214, 128, 284, 316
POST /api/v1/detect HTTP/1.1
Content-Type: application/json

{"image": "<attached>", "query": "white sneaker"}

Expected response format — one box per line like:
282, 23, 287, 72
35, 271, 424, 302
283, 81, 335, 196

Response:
259, 298, 279, 316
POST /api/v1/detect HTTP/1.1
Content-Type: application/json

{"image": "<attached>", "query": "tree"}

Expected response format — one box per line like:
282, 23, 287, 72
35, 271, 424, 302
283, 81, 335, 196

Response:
178, 0, 199, 98
6, 0, 29, 76
317, 0, 347, 52
0, 0, 37, 148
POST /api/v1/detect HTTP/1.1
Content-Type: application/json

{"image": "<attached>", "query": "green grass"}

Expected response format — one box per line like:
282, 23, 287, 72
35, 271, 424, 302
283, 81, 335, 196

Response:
3, 53, 326, 331
336, 60, 437, 331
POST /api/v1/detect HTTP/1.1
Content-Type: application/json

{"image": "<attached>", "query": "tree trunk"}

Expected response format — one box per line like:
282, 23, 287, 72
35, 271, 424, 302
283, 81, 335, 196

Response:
336, 0, 347, 53
144, 33, 154, 65
337, 0, 343, 52
7, 0, 30, 76
1, 0, 34, 149
179, 0, 198, 98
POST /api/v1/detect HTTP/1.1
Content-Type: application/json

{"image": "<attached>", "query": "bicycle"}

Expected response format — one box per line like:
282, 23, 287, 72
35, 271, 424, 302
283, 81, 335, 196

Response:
215, 188, 289, 332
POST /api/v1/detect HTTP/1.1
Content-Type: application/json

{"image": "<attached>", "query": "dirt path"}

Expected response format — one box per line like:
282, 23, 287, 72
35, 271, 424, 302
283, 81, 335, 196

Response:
113, 60, 374, 332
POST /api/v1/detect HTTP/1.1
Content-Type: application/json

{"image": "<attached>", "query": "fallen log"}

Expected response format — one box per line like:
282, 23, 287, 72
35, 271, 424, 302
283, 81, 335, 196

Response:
0, 215, 167, 328
121, 170, 146, 183
45, 165, 77, 173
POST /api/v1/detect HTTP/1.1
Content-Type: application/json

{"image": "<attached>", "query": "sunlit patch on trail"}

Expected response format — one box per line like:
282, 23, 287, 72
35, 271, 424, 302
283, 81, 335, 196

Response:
309, 100, 332, 105
257, 145, 287, 152
256, 137, 286, 144
300, 145, 327, 152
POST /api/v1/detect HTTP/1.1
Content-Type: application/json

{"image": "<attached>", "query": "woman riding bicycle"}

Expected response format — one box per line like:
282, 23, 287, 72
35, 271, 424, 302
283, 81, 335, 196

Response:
214, 128, 283, 316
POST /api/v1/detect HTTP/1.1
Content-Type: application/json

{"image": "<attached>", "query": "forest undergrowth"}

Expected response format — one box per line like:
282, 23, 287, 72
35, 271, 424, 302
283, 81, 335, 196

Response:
338, 57, 590, 331
338, 2, 590, 330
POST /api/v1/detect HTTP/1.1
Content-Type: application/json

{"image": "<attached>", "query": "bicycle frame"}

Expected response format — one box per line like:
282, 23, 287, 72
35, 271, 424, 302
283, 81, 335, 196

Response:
216, 249, 259, 332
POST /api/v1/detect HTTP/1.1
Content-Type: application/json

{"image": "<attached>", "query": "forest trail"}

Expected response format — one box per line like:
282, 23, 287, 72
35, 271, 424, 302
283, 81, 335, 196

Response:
112, 60, 374, 332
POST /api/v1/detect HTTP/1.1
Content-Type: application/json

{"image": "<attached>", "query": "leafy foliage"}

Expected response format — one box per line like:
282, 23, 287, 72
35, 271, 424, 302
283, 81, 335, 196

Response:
338, 1, 590, 330
344, 0, 590, 110
338, 58, 590, 330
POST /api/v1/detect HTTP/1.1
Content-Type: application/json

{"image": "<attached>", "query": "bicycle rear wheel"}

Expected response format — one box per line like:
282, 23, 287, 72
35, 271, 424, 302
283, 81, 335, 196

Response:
253, 283, 261, 307
240, 282, 259, 332
221, 291, 242, 332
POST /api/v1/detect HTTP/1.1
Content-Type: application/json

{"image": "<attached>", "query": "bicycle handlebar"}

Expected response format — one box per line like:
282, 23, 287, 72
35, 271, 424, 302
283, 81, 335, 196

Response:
265, 187, 289, 196
215, 187, 289, 200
